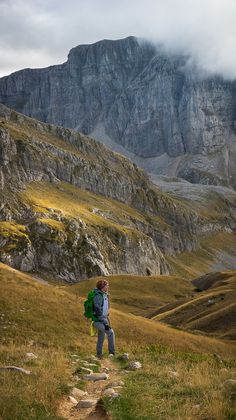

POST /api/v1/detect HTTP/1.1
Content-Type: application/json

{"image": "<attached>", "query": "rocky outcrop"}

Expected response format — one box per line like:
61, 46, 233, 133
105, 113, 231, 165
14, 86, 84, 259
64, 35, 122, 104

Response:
0, 105, 236, 281
0, 217, 168, 281
0, 36, 236, 188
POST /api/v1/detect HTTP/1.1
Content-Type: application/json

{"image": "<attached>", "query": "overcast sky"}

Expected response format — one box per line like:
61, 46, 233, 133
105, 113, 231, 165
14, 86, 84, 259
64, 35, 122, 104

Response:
0, 0, 236, 79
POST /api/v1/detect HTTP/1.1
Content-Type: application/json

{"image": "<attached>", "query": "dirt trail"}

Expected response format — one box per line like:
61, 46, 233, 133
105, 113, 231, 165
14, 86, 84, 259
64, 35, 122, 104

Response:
58, 357, 122, 420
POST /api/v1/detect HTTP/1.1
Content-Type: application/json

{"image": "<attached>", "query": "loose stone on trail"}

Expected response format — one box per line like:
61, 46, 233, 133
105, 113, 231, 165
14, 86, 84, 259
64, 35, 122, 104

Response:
83, 372, 109, 381
223, 379, 236, 393
0, 366, 31, 375
68, 396, 78, 404
127, 361, 142, 370
118, 353, 129, 361
25, 352, 38, 359
76, 399, 98, 408
71, 387, 88, 398
83, 362, 98, 368
80, 367, 93, 374
106, 380, 124, 388
103, 387, 121, 399
103, 388, 115, 395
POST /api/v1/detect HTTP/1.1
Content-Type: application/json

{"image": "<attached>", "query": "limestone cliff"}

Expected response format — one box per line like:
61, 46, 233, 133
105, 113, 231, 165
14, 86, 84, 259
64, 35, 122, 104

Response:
0, 37, 236, 188
1, 105, 236, 281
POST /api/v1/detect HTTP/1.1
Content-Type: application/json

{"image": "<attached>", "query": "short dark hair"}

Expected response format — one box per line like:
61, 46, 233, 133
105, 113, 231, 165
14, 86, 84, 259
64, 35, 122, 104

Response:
96, 279, 109, 290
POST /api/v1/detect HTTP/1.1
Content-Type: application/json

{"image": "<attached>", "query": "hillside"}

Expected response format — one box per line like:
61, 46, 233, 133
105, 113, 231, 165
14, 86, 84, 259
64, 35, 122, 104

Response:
67, 271, 236, 340
1, 104, 236, 281
153, 271, 236, 340
0, 36, 236, 188
1, 263, 236, 419
1, 30, 236, 420
66, 273, 194, 317
166, 232, 236, 278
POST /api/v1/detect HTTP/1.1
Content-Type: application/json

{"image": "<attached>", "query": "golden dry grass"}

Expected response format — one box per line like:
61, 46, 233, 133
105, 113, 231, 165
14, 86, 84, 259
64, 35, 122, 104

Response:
4, 119, 81, 153
1, 263, 236, 419
0, 221, 28, 238
167, 232, 236, 279
0, 343, 68, 420
20, 180, 166, 236
0, 263, 93, 419
1, 262, 235, 356
153, 271, 236, 340
66, 273, 194, 317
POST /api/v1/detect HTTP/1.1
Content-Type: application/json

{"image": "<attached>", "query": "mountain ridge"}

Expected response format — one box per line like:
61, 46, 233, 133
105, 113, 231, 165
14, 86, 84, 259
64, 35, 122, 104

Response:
1, 104, 236, 281
0, 36, 236, 188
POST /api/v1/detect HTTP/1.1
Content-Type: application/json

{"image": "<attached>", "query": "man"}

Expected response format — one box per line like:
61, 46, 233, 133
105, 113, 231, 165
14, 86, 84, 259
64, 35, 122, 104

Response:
93, 279, 115, 359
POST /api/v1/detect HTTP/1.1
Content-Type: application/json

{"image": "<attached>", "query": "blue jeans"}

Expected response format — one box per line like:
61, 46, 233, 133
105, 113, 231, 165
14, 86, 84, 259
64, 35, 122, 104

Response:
93, 321, 115, 356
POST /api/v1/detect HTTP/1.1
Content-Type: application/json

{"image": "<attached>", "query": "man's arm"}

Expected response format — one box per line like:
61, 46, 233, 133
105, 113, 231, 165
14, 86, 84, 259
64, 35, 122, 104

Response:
93, 293, 110, 325
93, 294, 104, 321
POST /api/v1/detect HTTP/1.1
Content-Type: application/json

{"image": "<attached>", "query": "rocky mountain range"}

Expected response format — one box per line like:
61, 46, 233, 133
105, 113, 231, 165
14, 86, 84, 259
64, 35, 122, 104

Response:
0, 36, 236, 188
0, 104, 236, 281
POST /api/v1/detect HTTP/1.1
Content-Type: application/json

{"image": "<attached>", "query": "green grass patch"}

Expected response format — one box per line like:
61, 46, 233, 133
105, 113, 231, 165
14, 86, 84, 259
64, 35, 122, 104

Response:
106, 345, 236, 420
0, 221, 28, 238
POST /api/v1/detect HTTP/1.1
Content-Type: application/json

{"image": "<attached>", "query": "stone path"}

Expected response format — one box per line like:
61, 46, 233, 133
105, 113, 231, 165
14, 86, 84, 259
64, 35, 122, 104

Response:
58, 357, 122, 420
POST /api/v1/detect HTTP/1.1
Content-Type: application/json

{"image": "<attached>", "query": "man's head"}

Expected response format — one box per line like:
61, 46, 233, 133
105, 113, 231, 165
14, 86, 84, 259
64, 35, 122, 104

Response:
96, 279, 109, 293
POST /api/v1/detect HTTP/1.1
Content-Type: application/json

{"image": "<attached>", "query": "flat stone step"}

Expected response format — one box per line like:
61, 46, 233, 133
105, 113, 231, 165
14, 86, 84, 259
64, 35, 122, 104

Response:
83, 372, 109, 381
76, 399, 98, 408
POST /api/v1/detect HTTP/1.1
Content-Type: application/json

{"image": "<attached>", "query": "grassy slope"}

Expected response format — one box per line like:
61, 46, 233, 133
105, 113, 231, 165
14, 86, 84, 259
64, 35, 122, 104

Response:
153, 271, 236, 340
1, 263, 236, 419
192, 271, 236, 291
66, 274, 194, 317
1, 108, 236, 418
166, 232, 236, 279
19, 181, 166, 232
2, 108, 236, 282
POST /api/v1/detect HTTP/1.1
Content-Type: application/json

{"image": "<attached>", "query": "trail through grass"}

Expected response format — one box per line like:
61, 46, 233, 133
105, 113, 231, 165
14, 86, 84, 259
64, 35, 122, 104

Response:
1, 263, 236, 419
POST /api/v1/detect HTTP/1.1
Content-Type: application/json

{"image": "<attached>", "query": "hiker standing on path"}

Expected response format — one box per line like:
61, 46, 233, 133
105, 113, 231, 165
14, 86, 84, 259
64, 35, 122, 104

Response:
93, 279, 115, 359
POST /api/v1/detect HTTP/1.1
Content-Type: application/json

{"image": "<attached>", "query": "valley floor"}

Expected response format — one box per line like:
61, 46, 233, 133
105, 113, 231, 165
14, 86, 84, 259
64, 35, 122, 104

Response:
1, 263, 236, 419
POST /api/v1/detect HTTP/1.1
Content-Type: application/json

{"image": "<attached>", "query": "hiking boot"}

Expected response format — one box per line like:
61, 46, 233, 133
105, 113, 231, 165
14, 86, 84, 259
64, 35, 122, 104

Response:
109, 352, 115, 357
97, 354, 103, 360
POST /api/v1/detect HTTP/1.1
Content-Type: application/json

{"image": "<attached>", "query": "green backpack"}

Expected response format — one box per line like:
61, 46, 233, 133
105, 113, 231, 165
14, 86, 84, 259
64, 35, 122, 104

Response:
84, 290, 97, 321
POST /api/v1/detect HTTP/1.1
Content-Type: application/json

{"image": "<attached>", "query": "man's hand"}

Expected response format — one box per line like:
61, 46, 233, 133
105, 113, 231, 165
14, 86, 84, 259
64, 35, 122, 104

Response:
104, 324, 111, 331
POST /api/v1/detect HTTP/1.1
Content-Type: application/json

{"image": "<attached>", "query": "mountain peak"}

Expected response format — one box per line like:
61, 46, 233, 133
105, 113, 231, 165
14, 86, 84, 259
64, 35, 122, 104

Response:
0, 37, 236, 189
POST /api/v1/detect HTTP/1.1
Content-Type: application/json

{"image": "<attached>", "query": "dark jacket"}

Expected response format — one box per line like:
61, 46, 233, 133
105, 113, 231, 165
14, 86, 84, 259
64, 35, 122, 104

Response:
93, 288, 109, 323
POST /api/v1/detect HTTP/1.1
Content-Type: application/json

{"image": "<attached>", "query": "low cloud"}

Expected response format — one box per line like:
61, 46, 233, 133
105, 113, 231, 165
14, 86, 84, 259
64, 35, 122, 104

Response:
1, 0, 236, 79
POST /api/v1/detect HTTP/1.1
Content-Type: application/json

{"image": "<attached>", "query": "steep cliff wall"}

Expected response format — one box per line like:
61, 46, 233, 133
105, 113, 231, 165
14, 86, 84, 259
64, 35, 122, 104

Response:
0, 37, 236, 188
1, 105, 235, 281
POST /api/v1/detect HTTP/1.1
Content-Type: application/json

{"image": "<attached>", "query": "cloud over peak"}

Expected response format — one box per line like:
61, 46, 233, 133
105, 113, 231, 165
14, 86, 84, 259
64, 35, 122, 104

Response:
0, 0, 236, 79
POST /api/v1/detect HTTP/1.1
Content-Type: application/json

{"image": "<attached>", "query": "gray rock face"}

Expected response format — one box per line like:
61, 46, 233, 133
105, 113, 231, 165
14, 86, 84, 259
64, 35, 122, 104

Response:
0, 104, 171, 280
0, 36, 236, 188
0, 104, 236, 281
